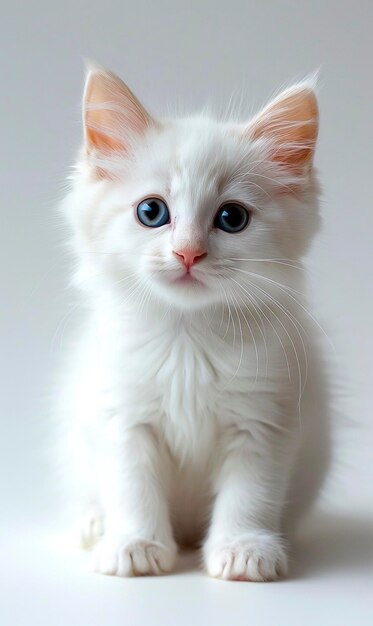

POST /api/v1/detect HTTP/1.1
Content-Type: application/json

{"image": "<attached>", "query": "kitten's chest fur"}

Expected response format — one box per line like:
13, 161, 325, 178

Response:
156, 325, 221, 458
112, 313, 259, 462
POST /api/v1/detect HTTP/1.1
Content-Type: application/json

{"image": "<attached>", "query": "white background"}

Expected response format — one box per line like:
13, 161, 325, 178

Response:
1, 1, 372, 624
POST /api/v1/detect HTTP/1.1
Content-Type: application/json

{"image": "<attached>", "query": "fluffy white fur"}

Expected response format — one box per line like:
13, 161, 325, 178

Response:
60, 65, 330, 581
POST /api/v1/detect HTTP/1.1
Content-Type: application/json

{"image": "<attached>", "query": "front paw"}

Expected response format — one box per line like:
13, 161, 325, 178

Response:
92, 535, 177, 577
204, 530, 288, 581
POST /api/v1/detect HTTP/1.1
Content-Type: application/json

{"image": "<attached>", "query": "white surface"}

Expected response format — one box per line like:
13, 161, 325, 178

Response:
1, 1, 373, 624
2, 510, 373, 626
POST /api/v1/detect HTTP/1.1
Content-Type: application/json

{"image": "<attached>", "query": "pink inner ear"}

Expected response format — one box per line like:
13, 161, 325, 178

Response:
83, 67, 153, 156
249, 86, 319, 173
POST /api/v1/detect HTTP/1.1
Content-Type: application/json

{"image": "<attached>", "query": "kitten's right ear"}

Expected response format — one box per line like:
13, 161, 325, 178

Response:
82, 64, 154, 174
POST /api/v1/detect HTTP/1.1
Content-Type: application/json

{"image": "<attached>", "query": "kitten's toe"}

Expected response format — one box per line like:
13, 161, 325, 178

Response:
80, 504, 105, 549
204, 530, 288, 581
92, 535, 177, 577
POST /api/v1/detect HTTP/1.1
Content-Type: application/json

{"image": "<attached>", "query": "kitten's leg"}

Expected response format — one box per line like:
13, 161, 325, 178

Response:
92, 422, 177, 577
204, 417, 297, 581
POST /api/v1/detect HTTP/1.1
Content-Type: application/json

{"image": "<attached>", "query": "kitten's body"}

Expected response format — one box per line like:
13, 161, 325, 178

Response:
68, 300, 329, 544
61, 67, 330, 580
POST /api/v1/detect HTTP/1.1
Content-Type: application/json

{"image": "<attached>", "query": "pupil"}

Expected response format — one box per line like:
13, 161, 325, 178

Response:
145, 201, 160, 221
224, 207, 241, 227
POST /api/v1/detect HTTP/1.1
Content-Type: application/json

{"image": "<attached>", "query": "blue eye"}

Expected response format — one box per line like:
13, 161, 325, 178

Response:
214, 203, 250, 233
137, 198, 170, 228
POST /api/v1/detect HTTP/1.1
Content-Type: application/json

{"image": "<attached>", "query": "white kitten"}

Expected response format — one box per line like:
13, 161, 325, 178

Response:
60, 64, 330, 581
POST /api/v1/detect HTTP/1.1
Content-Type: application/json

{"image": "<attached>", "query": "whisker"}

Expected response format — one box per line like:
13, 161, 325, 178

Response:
225, 269, 291, 381
247, 170, 298, 196
227, 292, 245, 384
227, 273, 268, 377
227, 268, 306, 413
202, 308, 214, 338
232, 291, 260, 387
244, 278, 307, 416
234, 268, 334, 350
217, 278, 234, 345
51, 302, 80, 351
234, 267, 305, 297
227, 258, 306, 271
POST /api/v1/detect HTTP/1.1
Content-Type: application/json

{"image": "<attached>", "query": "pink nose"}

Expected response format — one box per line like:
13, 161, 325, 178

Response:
173, 249, 207, 270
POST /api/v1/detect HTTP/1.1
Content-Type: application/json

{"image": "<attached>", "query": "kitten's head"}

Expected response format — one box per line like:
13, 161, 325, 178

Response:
66, 65, 320, 312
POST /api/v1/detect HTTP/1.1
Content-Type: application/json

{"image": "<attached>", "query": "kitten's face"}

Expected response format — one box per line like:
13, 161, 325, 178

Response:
69, 67, 320, 312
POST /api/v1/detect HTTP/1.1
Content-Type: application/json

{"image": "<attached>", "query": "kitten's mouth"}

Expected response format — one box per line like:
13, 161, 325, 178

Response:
174, 272, 204, 286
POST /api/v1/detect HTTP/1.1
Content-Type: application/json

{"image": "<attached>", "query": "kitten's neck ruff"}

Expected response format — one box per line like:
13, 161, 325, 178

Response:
92, 282, 303, 354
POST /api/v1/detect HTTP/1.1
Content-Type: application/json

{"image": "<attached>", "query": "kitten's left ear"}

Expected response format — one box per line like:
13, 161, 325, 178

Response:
244, 78, 319, 176
82, 63, 155, 174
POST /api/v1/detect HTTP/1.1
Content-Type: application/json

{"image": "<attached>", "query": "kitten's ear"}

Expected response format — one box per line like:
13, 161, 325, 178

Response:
245, 79, 319, 175
82, 64, 154, 172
